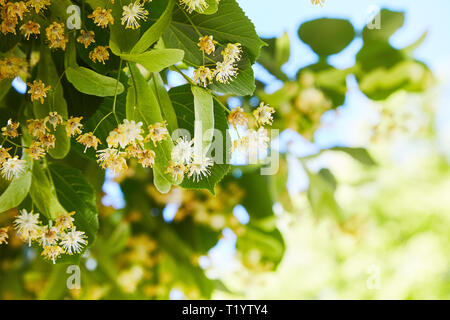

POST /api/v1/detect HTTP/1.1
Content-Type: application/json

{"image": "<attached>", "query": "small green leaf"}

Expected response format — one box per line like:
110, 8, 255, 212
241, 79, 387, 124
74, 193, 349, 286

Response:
191, 85, 214, 155
0, 153, 32, 213
66, 66, 124, 97
131, 0, 175, 54
149, 72, 179, 133
298, 18, 355, 57
120, 49, 184, 72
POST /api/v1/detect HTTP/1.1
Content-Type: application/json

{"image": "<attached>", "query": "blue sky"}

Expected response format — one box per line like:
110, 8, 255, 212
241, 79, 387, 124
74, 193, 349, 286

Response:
238, 0, 450, 74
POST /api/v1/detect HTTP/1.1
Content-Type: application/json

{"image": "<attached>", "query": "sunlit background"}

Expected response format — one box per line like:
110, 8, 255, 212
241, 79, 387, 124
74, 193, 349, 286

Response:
98, 0, 450, 299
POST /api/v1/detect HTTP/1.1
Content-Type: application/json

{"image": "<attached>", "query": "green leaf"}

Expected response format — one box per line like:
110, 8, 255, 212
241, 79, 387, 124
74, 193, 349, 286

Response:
33, 47, 70, 159
66, 66, 125, 97
29, 161, 67, 221
356, 41, 404, 73
49, 162, 99, 249
127, 63, 178, 191
258, 33, 290, 81
298, 18, 355, 57
0, 153, 32, 213
306, 167, 342, 220
330, 147, 376, 166
149, 72, 179, 134
236, 225, 285, 269
191, 85, 214, 155
120, 49, 184, 72
362, 9, 404, 43
358, 60, 430, 100
131, 0, 175, 54
235, 170, 274, 220
169, 84, 231, 194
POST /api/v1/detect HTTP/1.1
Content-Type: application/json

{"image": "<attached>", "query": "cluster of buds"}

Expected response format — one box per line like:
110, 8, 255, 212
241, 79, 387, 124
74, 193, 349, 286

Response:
228, 102, 276, 158
0, 0, 28, 35
194, 35, 243, 87
12, 209, 87, 263
0, 111, 83, 181
0, 56, 28, 81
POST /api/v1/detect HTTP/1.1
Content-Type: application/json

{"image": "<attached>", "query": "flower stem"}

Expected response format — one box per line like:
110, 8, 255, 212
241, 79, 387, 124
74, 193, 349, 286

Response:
112, 58, 123, 125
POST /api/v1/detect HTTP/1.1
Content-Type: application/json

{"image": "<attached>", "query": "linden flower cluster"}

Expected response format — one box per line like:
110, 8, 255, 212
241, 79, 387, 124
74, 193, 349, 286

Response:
194, 35, 243, 87
167, 136, 212, 183
0, 0, 67, 52
92, 119, 170, 175
228, 102, 276, 158
0, 112, 83, 181
13, 209, 88, 263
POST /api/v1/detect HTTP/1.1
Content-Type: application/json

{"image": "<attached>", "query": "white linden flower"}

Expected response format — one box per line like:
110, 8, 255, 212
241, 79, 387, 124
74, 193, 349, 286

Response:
179, 0, 208, 13
96, 148, 128, 175
60, 228, 88, 255
1, 156, 27, 180
13, 209, 41, 246
171, 137, 194, 165
188, 155, 212, 182
253, 102, 275, 126
117, 119, 144, 148
247, 127, 270, 157
222, 43, 242, 63
121, 1, 149, 29
215, 61, 238, 84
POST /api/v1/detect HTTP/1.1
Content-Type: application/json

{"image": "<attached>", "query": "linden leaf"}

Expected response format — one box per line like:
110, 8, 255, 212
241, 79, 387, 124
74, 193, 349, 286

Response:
120, 49, 184, 73
66, 66, 125, 97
